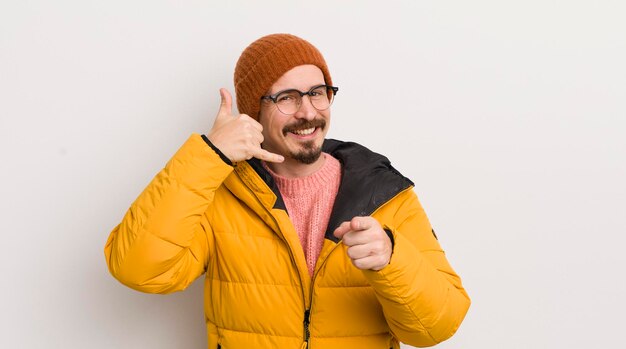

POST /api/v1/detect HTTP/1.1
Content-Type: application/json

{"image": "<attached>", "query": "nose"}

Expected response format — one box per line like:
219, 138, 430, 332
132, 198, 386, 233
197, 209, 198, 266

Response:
293, 95, 317, 120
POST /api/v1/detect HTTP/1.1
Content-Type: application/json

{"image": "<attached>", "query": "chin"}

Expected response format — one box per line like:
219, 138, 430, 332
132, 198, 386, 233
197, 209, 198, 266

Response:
292, 150, 322, 164
289, 141, 323, 164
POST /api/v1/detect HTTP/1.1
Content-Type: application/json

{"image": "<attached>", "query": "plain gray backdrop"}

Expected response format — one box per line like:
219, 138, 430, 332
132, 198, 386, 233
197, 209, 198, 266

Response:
1, 1, 625, 348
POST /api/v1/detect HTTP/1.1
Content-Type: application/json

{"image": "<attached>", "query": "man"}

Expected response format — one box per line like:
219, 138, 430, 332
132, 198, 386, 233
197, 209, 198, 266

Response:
105, 33, 470, 348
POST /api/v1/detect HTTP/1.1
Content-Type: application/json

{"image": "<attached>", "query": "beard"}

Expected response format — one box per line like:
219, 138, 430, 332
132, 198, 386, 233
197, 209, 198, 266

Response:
282, 119, 326, 164
289, 140, 323, 164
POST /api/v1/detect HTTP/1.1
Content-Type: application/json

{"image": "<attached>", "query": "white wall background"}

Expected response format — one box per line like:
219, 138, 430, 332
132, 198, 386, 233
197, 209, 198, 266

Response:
1, 1, 625, 348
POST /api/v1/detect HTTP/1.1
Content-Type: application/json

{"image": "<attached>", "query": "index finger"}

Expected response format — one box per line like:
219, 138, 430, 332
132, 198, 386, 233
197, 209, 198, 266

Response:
333, 221, 352, 239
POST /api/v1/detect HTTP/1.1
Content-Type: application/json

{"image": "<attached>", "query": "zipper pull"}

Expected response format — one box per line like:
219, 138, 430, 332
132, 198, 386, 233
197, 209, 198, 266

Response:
303, 309, 311, 346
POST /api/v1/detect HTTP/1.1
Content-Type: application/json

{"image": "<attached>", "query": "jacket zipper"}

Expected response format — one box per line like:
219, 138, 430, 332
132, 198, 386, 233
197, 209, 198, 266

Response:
304, 242, 342, 348
303, 308, 311, 346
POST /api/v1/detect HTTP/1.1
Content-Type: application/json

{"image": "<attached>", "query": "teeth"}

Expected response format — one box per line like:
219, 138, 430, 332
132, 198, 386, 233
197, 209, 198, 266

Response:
292, 127, 315, 136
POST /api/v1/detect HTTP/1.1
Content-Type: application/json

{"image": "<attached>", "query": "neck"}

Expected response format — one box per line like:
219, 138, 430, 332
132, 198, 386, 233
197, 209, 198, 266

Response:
264, 154, 326, 178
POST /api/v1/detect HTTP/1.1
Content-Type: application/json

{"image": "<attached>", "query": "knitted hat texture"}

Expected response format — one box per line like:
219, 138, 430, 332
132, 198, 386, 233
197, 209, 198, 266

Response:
234, 33, 332, 120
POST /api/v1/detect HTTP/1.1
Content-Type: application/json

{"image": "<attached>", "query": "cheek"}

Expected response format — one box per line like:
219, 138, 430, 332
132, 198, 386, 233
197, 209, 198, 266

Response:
268, 115, 288, 136
261, 119, 284, 144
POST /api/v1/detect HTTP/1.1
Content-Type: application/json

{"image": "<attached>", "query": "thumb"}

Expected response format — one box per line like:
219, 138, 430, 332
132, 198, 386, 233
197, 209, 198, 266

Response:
216, 88, 233, 119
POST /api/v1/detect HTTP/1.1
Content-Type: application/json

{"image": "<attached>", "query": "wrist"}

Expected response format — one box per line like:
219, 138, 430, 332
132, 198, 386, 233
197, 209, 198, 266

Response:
201, 134, 233, 166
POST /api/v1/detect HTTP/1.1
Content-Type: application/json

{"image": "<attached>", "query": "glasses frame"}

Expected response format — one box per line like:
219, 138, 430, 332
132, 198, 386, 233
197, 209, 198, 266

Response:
261, 84, 339, 115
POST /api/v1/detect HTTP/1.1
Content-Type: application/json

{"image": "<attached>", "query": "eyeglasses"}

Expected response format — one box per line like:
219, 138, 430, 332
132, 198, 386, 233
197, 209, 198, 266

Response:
261, 84, 339, 115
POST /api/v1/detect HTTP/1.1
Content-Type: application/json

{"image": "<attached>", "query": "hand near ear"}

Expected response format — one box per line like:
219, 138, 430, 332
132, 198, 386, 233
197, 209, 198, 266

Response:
207, 88, 284, 164
333, 216, 392, 271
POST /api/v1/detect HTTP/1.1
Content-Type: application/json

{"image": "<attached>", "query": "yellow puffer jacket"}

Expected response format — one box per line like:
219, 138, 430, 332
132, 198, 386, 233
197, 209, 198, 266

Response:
105, 134, 470, 349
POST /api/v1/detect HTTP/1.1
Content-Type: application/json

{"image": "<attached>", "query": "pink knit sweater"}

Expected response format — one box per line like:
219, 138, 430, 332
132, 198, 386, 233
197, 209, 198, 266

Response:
264, 153, 342, 276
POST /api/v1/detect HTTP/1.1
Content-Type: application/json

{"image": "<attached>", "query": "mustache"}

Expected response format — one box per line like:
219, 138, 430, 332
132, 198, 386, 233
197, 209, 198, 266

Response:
282, 119, 326, 135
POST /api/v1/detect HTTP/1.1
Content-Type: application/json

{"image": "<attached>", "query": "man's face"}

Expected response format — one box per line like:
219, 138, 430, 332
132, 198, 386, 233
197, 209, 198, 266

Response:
258, 65, 330, 164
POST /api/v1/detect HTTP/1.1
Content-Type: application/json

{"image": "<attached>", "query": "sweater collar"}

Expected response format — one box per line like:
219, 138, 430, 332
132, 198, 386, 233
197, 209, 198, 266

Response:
262, 153, 341, 197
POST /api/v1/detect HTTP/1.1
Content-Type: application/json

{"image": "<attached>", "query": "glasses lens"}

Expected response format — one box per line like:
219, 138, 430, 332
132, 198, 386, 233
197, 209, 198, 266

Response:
275, 90, 300, 115
310, 86, 333, 111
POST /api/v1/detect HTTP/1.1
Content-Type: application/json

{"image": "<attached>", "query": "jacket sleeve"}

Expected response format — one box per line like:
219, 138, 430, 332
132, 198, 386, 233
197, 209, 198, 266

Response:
104, 134, 234, 294
364, 189, 471, 347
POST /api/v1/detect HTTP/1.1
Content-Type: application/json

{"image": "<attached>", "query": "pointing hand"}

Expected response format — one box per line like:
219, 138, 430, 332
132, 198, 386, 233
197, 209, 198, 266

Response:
333, 216, 392, 271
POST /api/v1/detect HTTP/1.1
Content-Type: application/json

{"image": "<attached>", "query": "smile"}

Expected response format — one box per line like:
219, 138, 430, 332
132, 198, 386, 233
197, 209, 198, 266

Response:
291, 127, 316, 136
283, 119, 326, 137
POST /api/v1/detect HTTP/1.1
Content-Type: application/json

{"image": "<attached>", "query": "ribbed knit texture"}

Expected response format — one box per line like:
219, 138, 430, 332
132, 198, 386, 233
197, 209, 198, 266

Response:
264, 153, 341, 276
234, 34, 332, 120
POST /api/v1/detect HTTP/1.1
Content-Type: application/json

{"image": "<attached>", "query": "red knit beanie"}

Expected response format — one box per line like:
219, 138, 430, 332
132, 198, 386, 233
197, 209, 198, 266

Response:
234, 34, 333, 120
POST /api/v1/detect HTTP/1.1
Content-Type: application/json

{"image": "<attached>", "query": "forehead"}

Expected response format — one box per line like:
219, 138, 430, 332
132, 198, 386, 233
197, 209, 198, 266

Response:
269, 65, 325, 93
